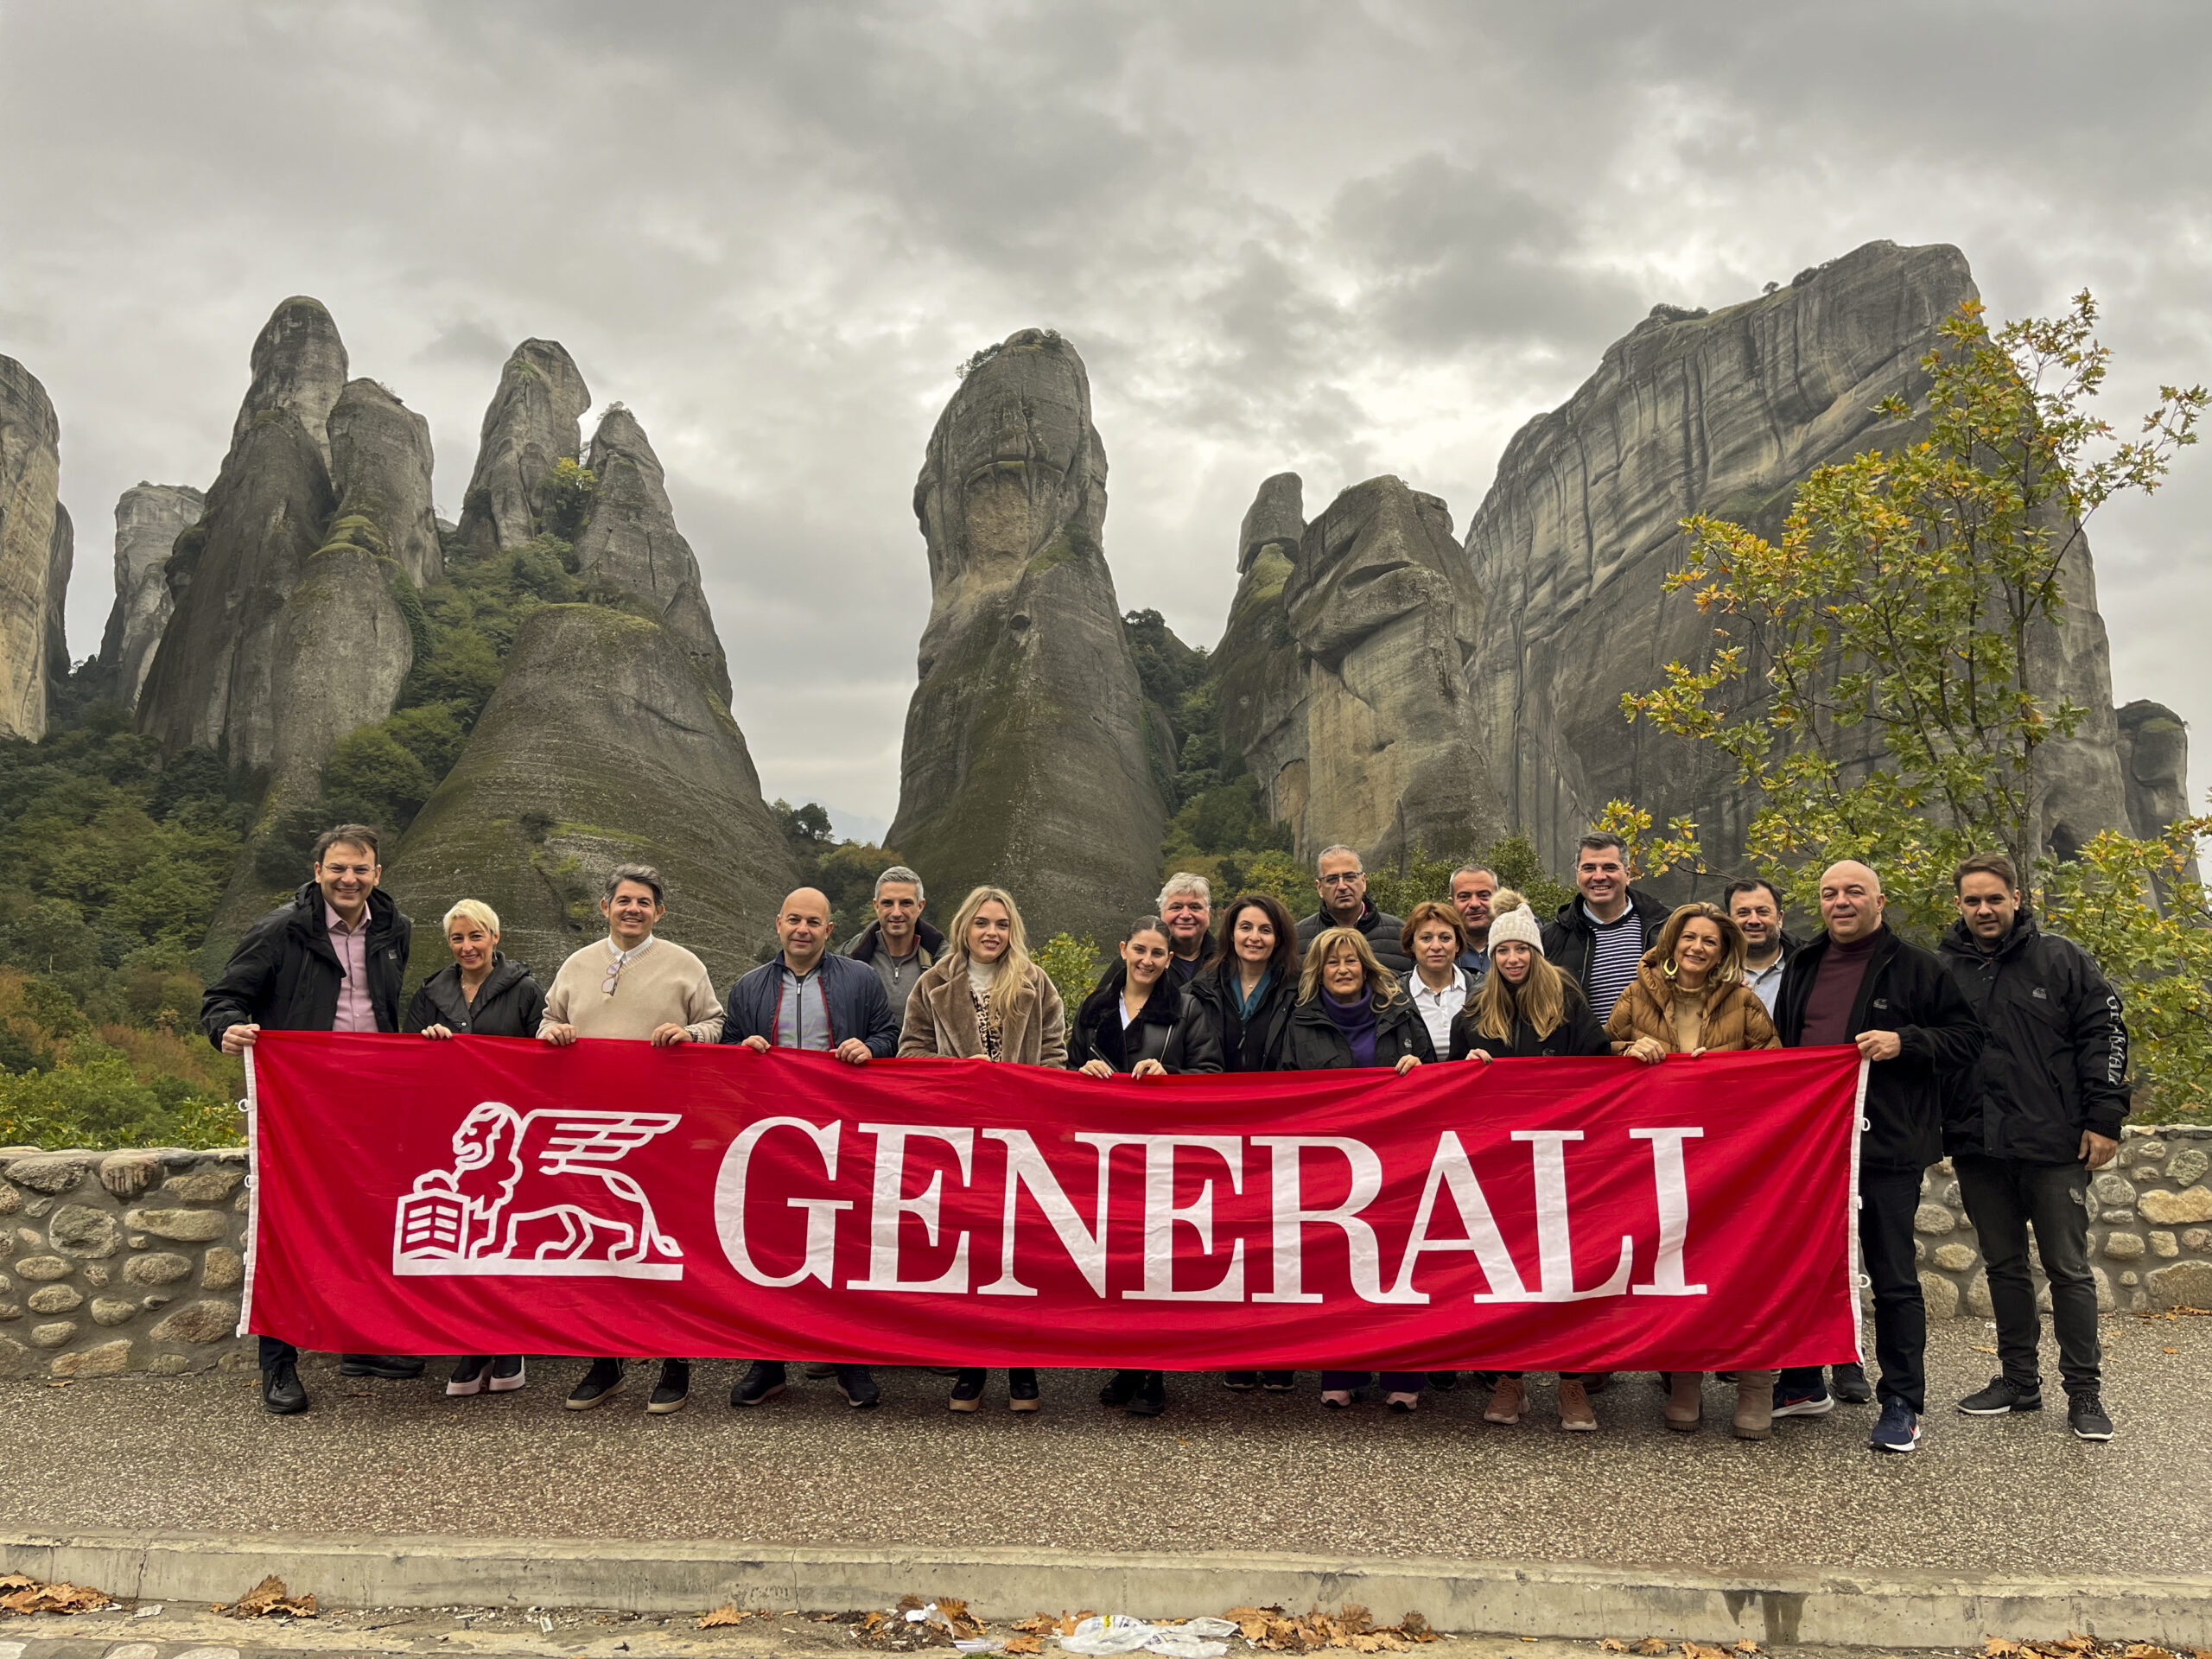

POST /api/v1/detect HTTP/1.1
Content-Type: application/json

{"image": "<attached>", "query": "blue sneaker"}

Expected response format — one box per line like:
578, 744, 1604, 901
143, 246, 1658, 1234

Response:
1870, 1399, 1920, 1453
1770, 1385, 1834, 1418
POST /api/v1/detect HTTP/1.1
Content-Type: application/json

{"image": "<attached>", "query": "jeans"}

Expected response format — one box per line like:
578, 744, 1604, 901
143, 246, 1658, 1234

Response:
1782, 1165, 1925, 1411
1954, 1151, 2101, 1395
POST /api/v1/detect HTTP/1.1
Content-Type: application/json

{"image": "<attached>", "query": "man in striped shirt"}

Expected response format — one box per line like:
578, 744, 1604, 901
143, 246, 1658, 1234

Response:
1540, 831, 1669, 1026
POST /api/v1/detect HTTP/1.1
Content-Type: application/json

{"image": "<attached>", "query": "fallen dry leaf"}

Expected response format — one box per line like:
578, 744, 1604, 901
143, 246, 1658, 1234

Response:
218, 1575, 317, 1619
1601, 1643, 1630, 1653
2124, 1646, 2176, 1659
1006, 1638, 1042, 1656
1983, 1643, 2024, 1657
1682, 1643, 1727, 1659
1639, 1642, 1671, 1656
1014, 1616, 1062, 1634
1734, 1643, 1760, 1654
1971, 1344, 1999, 1355
0, 1578, 117, 1616
2164, 1347, 2181, 1355
697, 1605, 756, 1629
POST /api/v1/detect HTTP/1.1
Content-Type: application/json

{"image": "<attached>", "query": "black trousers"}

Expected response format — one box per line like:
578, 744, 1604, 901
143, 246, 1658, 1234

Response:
1781, 1164, 1924, 1412
1954, 1151, 2101, 1394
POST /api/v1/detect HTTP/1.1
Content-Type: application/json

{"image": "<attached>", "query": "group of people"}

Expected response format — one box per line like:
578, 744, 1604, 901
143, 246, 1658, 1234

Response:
202, 822, 2133, 1454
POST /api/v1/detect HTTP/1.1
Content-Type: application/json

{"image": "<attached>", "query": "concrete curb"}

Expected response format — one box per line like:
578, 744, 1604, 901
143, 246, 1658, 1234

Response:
4, 1530, 2209, 1649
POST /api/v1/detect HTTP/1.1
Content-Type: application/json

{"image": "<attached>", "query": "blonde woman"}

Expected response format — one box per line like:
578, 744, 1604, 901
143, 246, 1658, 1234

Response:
1604, 901, 1782, 1440
403, 899, 545, 1399
1446, 906, 1608, 1060
899, 885, 1066, 1066
899, 886, 1065, 1415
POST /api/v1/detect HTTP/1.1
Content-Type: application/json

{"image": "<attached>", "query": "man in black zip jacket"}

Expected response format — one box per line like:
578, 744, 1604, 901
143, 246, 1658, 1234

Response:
1772, 859, 1984, 1455
1938, 852, 2128, 1442
1541, 832, 1671, 1027
200, 823, 415, 1415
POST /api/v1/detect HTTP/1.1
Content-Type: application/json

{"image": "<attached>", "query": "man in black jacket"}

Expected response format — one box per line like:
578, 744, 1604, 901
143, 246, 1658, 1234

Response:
843, 864, 944, 1039
200, 823, 415, 1415
1541, 832, 1670, 1026
1772, 859, 1984, 1454
1294, 845, 1412, 974
1938, 852, 2128, 1441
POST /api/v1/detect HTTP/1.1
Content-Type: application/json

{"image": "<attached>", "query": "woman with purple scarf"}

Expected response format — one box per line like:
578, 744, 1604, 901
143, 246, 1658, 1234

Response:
1274, 925, 1434, 1410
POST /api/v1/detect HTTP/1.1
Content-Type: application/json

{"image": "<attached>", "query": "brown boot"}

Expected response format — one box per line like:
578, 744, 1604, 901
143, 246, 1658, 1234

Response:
1483, 1375, 1525, 1424
1665, 1370, 1703, 1432
1557, 1377, 1597, 1431
1733, 1370, 1777, 1440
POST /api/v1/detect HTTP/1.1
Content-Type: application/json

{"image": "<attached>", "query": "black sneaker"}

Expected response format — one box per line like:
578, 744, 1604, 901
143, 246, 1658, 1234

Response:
648, 1358, 690, 1414
1008, 1368, 1039, 1413
2068, 1392, 2113, 1441
1098, 1369, 1141, 1407
1958, 1374, 2042, 1414
566, 1357, 626, 1410
447, 1356, 492, 1397
836, 1367, 881, 1409
1224, 1370, 1259, 1390
1830, 1362, 1874, 1404
731, 1360, 786, 1407
1427, 1371, 1459, 1390
488, 1355, 526, 1393
339, 1353, 426, 1379
1260, 1371, 1295, 1391
262, 1359, 308, 1415
1127, 1371, 1166, 1417
950, 1369, 987, 1412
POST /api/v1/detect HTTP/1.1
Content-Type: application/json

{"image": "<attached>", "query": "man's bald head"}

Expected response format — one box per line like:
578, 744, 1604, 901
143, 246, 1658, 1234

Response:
1819, 860, 1886, 944
775, 887, 836, 969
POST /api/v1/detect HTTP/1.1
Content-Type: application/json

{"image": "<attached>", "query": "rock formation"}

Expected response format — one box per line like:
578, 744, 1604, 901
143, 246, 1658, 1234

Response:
1456, 238, 2134, 883
2114, 701, 2193, 840
455, 340, 590, 553
44, 504, 73, 690
0, 354, 62, 740
137, 299, 343, 772
385, 604, 797, 983
1220, 474, 1506, 865
887, 328, 1167, 946
328, 378, 441, 586
570, 406, 731, 704
228, 296, 348, 473
97, 483, 205, 708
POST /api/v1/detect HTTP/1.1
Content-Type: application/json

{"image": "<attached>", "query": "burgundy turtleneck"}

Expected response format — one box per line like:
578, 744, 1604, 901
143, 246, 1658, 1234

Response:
1801, 927, 1883, 1046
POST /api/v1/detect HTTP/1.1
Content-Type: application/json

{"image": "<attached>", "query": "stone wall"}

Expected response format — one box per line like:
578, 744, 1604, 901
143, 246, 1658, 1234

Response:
3, 1127, 2207, 1381
0, 1146, 252, 1380
1912, 1125, 2212, 1318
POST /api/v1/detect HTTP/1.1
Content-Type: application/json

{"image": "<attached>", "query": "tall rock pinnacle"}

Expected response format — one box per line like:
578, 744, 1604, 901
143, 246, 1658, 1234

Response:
98, 484, 206, 709
137, 299, 344, 770
572, 405, 731, 705
328, 378, 442, 586
455, 340, 590, 553
887, 327, 1168, 945
45, 503, 73, 692
0, 354, 64, 740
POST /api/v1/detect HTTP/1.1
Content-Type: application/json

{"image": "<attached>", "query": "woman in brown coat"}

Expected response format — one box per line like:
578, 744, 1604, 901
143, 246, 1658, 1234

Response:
898, 885, 1065, 1414
1603, 901, 1782, 1440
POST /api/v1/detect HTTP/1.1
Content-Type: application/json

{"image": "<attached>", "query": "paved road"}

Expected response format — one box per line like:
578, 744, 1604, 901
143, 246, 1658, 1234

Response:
6, 1314, 2205, 1576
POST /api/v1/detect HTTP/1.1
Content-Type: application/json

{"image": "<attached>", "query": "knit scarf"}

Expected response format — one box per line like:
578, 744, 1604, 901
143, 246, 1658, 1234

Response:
1322, 988, 1378, 1068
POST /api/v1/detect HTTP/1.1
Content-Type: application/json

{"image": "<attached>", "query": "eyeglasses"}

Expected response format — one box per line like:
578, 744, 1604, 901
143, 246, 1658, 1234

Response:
1319, 873, 1363, 887
602, 957, 629, 995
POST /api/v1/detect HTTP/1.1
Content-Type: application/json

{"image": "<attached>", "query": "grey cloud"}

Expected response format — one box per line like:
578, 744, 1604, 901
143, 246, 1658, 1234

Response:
415, 317, 513, 367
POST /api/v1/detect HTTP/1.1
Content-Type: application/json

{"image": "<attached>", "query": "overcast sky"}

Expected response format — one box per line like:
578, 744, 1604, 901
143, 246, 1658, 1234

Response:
3, 1, 2205, 837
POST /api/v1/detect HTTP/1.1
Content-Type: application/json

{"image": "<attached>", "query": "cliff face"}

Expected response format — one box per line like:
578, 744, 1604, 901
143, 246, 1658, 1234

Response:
98, 484, 206, 709
328, 378, 441, 586
455, 340, 590, 554
1234, 475, 1506, 866
385, 604, 797, 985
44, 504, 73, 692
1458, 238, 2133, 880
229, 295, 348, 474
887, 329, 1167, 946
571, 406, 731, 705
0, 355, 62, 740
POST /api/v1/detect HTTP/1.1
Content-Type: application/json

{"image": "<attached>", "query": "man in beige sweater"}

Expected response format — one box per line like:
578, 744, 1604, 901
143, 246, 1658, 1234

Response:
538, 863, 723, 1413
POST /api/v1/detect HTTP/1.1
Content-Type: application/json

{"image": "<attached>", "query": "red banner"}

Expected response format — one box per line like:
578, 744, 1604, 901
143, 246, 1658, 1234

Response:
242, 1033, 1866, 1372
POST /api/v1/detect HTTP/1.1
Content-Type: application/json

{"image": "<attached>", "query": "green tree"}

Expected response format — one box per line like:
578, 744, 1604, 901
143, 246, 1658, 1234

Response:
540, 458, 597, 541
1033, 931, 1104, 1010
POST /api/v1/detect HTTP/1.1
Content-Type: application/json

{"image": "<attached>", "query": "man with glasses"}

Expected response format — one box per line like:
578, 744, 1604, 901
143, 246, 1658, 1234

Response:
539, 864, 724, 1414
1294, 844, 1412, 974
1938, 852, 2128, 1442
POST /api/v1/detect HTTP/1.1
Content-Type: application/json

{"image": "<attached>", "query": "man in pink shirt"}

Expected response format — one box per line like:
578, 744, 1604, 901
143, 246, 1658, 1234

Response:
202, 823, 416, 1415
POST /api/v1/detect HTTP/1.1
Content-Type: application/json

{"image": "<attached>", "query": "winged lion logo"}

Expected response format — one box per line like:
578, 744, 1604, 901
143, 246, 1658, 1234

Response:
393, 1102, 685, 1279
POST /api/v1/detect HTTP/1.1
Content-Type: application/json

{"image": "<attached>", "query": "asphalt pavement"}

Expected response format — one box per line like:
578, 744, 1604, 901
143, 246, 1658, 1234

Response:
9, 1313, 2205, 1578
